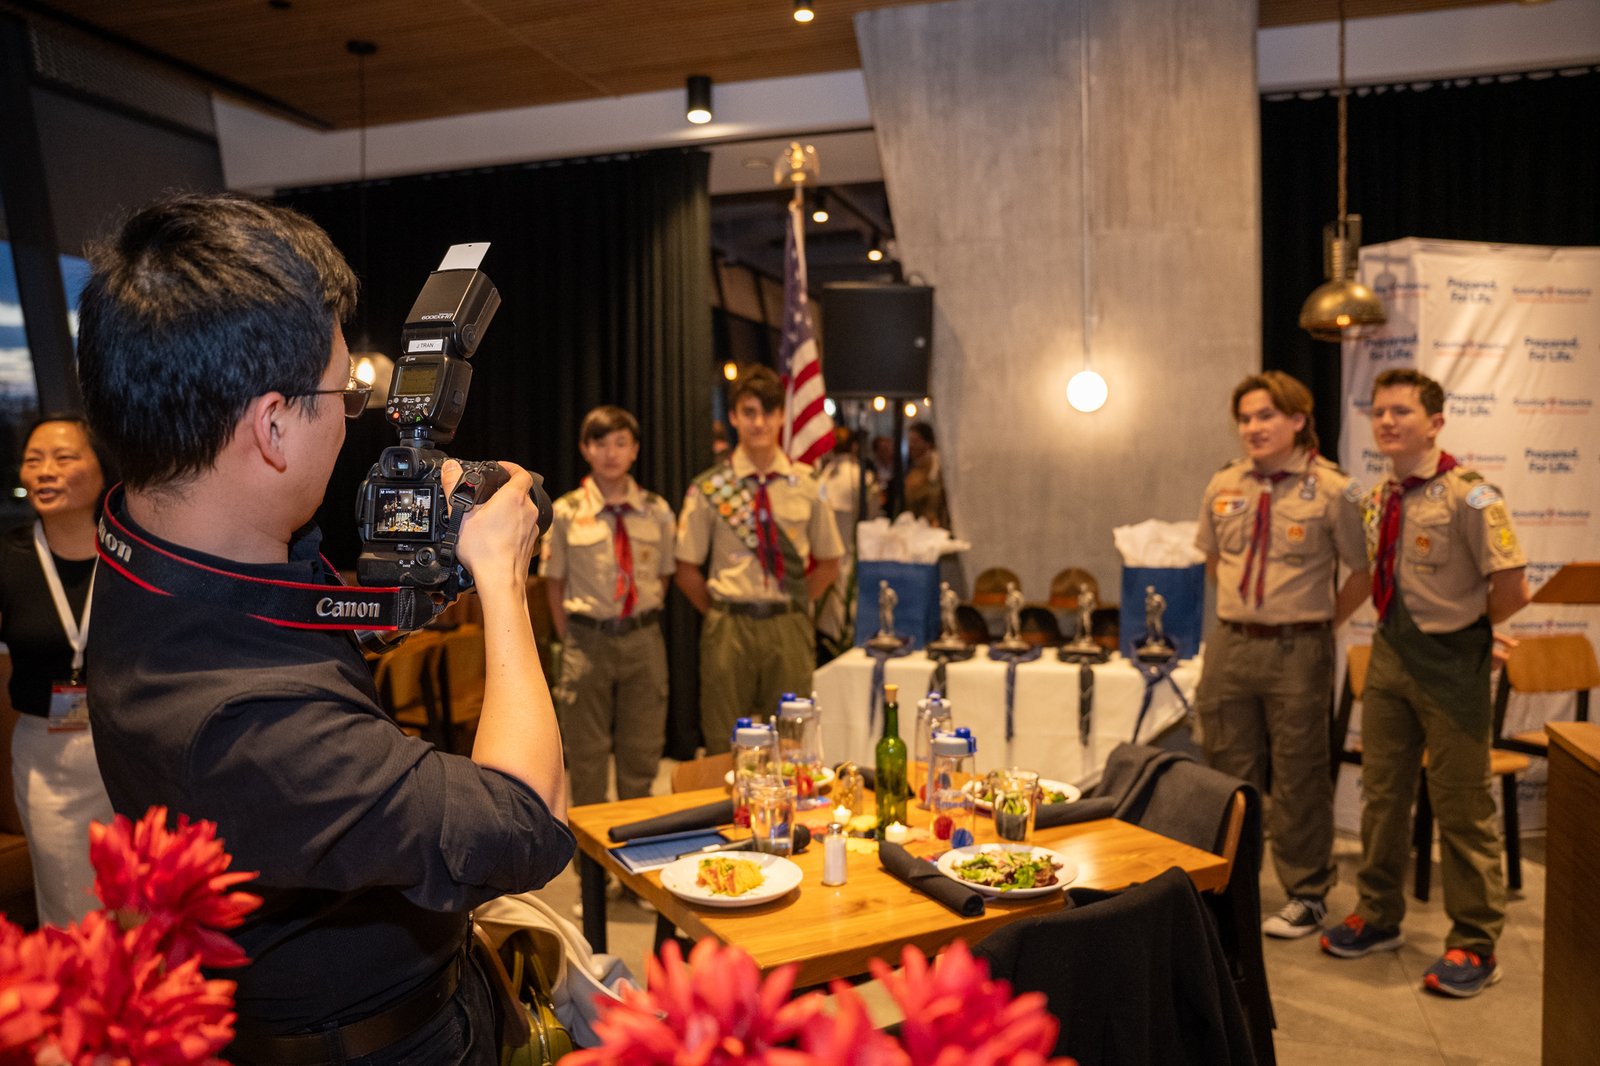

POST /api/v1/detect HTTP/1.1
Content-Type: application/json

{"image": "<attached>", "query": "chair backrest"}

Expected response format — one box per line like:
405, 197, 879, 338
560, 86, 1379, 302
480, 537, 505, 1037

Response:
971, 567, 1020, 605
1331, 644, 1373, 761
1048, 567, 1099, 608
1506, 633, 1600, 695
372, 630, 445, 726
1018, 606, 1062, 648
433, 625, 487, 754
972, 866, 1255, 1064
671, 753, 733, 793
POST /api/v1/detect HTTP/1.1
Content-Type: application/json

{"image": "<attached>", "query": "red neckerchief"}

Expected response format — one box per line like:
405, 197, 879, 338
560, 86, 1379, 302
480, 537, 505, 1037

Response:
1372, 451, 1458, 622
1238, 469, 1293, 609
600, 502, 636, 618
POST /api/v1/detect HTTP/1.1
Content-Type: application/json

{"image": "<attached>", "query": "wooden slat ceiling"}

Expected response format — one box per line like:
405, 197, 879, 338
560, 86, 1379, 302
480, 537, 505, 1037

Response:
15, 0, 1517, 130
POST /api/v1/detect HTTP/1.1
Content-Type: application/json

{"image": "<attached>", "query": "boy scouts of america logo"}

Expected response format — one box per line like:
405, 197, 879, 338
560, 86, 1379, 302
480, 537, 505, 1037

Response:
1287, 524, 1306, 544
1414, 534, 1432, 557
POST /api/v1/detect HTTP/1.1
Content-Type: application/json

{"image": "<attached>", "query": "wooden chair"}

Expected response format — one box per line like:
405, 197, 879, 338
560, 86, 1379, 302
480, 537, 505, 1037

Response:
429, 624, 488, 755
670, 752, 733, 793
970, 567, 1019, 607
373, 629, 446, 740
1018, 606, 1063, 648
1491, 633, 1599, 757
1047, 567, 1099, 610
1331, 645, 1529, 900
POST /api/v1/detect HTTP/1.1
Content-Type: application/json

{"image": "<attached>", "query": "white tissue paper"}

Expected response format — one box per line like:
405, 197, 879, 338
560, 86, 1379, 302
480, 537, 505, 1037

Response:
856, 514, 971, 564
1113, 519, 1206, 568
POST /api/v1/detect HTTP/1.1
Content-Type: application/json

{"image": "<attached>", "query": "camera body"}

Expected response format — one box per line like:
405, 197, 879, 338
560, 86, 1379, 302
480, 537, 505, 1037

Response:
355, 245, 546, 622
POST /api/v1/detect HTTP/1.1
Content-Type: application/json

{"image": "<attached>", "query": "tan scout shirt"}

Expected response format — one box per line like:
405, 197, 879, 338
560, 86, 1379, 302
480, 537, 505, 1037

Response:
1197, 450, 1367, 625
1362, 449, 1527, 634
541, 476, 676, 620
676, 448, 844, 605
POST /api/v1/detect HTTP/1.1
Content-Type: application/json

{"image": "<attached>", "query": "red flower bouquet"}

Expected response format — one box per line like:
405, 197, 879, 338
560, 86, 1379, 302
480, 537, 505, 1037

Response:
0, 807, 259, 1066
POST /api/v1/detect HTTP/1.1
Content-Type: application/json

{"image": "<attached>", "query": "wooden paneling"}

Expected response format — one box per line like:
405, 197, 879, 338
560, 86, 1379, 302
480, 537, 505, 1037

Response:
25, 0, 1513, 128
1544, 722, 1600, 1066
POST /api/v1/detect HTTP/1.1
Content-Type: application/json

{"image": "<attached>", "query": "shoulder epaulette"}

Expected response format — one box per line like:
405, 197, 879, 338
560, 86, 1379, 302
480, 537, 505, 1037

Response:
1457, 470, 1484, 484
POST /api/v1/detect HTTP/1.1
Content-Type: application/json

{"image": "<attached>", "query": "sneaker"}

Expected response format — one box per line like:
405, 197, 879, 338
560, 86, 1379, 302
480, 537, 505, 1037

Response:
1423, 949, 1502, 998
1320, 913, 1403, 958
1262, 897, 1328, 939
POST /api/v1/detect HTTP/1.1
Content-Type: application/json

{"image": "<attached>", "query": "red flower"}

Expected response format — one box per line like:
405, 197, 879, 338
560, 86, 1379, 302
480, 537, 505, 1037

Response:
89, 808, 260, 969
870, 941, 1071, 1066
567, 939, 822, 1066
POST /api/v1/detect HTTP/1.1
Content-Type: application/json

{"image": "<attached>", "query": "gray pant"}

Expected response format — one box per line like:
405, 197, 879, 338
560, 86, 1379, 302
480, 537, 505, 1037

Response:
554, 621, 669, 807
1197, 623, 1336, 900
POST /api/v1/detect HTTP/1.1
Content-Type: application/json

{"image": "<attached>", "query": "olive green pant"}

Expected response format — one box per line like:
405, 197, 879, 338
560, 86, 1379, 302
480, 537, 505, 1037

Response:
699, 606, 815, 754
1356, 632, 1505, 952
554, 622, 669, 807
1197, 624, 1336, 900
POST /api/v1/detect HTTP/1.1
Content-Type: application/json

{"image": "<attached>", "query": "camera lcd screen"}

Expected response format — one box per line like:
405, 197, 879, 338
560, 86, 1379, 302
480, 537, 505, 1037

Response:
371, 485, 438, 541
394, 364, 441, 398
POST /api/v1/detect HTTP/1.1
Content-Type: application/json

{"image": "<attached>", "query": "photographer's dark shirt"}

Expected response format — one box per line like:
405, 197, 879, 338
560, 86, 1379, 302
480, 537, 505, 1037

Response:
87, 500, 574, 1032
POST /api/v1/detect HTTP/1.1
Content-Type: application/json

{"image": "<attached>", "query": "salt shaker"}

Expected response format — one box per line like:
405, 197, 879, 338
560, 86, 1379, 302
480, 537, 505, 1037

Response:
822, 823, 848, 885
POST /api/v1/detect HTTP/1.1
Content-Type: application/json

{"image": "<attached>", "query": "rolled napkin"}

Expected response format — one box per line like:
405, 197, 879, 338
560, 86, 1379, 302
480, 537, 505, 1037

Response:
1034, 795, 1116, 829
608, 799, 734, 843
879, 841, 985, 917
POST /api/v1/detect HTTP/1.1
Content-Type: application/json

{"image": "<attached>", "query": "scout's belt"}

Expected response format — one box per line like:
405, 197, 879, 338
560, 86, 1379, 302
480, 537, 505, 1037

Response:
1223, 620, 1330, 640
714, 599, 797, 619
566, 609, 662, 636
227, 950, 464, 1065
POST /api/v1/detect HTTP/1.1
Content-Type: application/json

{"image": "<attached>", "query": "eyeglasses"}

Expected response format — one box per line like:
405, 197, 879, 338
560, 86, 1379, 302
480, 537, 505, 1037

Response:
284, 370, 372, 419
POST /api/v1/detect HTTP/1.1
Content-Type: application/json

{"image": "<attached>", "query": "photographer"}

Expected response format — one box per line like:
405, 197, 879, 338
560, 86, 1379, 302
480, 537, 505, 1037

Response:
77, 193, 572, 1065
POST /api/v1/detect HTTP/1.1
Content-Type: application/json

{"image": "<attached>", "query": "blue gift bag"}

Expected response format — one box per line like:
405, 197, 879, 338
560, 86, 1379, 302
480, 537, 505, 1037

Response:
855, 561, 941, 649
1119, 565, 1205, 661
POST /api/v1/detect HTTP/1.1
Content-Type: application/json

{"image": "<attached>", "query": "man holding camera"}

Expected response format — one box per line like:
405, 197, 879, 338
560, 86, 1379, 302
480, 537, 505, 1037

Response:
77, 193, 573, 1064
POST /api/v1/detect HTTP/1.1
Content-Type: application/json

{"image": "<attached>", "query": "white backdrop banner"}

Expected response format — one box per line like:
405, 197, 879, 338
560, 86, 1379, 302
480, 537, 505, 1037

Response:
1335, 238, 1600, 832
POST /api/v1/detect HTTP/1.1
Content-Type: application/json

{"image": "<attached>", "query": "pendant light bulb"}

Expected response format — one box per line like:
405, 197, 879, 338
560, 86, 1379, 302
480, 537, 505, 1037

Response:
1067, 369, 1108, 414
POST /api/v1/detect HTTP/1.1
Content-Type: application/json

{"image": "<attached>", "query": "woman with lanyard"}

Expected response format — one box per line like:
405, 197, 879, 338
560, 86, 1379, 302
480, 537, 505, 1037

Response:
2, 415, 112, 926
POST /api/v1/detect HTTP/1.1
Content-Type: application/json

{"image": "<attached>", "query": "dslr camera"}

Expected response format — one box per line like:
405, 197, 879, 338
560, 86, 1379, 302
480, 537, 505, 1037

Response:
355, 244, 550, 641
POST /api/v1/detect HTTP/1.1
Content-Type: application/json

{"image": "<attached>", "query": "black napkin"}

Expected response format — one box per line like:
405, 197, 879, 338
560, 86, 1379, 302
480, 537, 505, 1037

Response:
608, 799, 734, 843
879, 841, 985, 917
1035, 795, 1115, 829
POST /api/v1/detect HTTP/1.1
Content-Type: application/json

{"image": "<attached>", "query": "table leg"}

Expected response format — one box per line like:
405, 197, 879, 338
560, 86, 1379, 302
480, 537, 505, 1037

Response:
579, 852, 608, 952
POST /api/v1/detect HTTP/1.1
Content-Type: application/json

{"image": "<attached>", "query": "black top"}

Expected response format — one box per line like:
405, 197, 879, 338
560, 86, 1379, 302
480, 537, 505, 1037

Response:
0, 523, 95, 715
88, 500, 575, 1033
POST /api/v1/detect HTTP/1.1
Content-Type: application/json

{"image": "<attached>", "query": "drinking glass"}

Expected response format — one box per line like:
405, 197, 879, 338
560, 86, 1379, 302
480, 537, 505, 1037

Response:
747, 775, 797, 856
987, 768, 1041, 843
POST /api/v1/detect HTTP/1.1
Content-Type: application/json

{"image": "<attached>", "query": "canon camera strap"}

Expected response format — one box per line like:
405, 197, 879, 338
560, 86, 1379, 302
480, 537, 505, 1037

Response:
95, 487, 435, 634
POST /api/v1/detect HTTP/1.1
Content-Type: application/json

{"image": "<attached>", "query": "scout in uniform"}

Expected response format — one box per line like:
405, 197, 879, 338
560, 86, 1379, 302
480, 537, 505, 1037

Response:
1195, 371, 1371, 939
1321, 368, 1530, 999
675, 366, 844, 753
542, 406, 677, 807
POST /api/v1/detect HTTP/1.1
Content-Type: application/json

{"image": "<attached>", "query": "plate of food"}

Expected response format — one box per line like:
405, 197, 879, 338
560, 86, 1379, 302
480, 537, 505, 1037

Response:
936, 844, 1077, 898
724, 764, 836, 798
962, 778, 1080, 812
658, 851, 804, 908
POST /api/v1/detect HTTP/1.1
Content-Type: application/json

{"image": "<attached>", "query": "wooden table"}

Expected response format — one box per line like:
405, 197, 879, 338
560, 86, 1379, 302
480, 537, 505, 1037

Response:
568, 787, 1229, 988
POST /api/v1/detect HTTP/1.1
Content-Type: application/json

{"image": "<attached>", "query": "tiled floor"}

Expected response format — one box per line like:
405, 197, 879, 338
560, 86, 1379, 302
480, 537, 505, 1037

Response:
536, 759, 1546, 1064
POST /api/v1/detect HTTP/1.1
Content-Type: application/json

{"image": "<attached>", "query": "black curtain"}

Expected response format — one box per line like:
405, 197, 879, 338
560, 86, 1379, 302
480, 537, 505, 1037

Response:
1261, 66, 1600, 453
282, 148, 714, 758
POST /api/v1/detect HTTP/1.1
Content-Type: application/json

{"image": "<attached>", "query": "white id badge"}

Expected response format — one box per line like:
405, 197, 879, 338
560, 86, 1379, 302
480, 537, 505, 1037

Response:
47, 684, 90, 734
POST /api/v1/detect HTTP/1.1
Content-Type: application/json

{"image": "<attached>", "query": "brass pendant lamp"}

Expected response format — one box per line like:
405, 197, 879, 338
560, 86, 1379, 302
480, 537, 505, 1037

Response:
1299, 2, 1386, 342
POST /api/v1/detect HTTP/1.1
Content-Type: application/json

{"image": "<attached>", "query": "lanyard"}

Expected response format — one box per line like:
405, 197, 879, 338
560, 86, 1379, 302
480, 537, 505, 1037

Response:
33, 521, 94, 677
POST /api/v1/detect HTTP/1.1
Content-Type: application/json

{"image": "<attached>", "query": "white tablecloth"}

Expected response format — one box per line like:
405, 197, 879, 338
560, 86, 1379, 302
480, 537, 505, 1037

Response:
811, 647, 1202, 788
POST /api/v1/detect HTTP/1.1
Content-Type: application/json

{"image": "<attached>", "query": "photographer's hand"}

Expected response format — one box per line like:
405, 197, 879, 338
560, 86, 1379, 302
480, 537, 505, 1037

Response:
443, 459, 567, 820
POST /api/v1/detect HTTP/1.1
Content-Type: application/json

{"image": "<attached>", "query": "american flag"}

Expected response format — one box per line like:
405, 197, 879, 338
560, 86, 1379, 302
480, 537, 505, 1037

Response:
778, 191, 834, 467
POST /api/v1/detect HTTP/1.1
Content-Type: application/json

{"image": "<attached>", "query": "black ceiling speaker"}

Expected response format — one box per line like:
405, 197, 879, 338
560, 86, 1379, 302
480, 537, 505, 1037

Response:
820, 283, 934, 398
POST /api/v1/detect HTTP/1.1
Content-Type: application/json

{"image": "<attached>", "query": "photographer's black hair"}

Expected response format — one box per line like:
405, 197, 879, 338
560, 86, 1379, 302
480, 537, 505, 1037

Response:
77, 192, 357, 490
579, 405, 640, 445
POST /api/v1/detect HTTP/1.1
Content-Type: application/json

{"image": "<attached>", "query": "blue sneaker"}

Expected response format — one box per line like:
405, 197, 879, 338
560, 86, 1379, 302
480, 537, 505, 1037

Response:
1423, 949, 1501, 998
1320, 913, 1403, 958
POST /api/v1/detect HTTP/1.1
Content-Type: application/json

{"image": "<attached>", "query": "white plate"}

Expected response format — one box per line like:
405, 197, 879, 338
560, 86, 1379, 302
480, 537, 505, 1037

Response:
936, 844, 1078, 898
658, 852, 804, 908
962, 778, 1081, 812
723, 765, 836, 792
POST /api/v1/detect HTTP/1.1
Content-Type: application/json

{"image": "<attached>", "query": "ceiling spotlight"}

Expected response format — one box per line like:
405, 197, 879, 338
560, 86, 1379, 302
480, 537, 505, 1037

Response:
810, 191, 829, 224
866, 234, 885, 263
921, 396, 932, 408
686, 75, 713, 125
793, 0, 815, 22
872, 395, 887, 412
722, 360, 739, 381
903, 401, 918, 418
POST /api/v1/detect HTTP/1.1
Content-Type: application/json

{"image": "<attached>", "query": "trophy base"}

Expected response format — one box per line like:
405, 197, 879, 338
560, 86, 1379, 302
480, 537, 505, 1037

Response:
925, 638, 975, 662
1058, 640, 1110, 664
1134, 641, 1177, 665
865, 633, 911, 654
991, 637, 1032, 656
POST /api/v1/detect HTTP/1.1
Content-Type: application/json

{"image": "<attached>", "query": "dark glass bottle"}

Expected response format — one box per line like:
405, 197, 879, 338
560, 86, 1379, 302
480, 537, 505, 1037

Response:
875, 683, 908, 835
